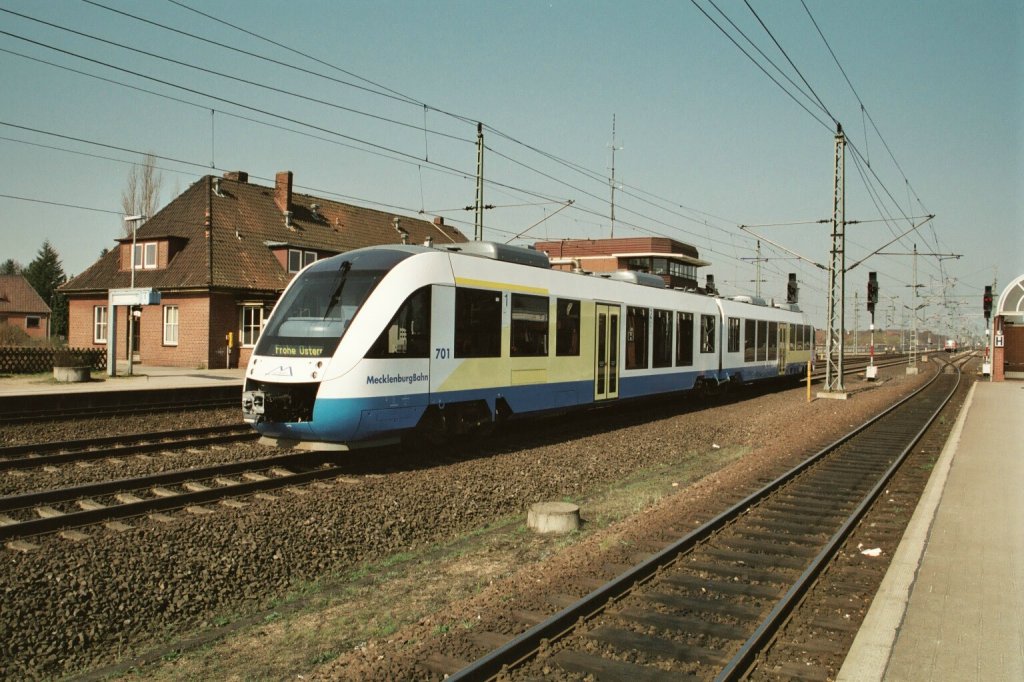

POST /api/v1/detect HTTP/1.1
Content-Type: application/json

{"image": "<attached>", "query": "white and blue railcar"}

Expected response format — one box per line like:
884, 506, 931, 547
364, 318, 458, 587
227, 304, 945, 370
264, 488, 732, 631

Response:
242, 242, 814, 449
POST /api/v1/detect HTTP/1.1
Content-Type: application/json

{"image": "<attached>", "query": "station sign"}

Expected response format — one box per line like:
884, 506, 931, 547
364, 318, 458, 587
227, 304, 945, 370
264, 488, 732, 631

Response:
109, 287, 161, 306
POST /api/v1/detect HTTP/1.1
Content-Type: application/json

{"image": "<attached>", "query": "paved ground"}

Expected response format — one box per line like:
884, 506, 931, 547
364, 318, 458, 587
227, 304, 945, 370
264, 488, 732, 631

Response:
839, 380, 1024, 681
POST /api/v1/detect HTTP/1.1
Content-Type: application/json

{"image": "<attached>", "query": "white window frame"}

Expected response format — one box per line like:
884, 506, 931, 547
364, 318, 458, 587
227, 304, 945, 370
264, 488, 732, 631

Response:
133, 241, 158, 270
94, 305, 108, 343
163, 305, 179, 346
303, 250, 317, 267
241, 304, 264, 347
288, 249, 302, 273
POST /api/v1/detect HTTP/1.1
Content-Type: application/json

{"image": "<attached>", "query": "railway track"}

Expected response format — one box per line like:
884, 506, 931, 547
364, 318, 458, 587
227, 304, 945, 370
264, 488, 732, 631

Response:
0, 424, 256, 471
448, 356, 963, 681
0, 451, 345, 545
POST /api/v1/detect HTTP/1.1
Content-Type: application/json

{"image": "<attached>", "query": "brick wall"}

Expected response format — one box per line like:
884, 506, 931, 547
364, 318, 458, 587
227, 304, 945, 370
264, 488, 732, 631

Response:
146, 293, 211, 368
68, 298, 105, 349
3, 313, 50, 339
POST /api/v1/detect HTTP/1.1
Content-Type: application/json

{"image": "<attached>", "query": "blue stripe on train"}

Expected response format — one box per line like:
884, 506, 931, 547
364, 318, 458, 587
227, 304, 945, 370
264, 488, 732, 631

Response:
255, 364, 805, 443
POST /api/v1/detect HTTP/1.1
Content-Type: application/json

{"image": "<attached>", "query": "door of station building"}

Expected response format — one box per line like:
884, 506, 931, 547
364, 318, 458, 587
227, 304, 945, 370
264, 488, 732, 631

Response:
594, 303, 619, 401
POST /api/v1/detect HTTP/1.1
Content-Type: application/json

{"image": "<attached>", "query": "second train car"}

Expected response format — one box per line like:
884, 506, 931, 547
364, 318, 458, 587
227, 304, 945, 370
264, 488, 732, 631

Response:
242, 242, 814, 449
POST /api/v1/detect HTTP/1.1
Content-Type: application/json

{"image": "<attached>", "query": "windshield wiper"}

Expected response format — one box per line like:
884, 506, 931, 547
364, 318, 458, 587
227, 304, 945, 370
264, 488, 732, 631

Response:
324, 260, 352, 319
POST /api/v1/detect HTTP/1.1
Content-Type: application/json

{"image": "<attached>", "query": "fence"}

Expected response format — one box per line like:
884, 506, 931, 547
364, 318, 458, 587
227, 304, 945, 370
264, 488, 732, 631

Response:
0, 347, 108, 374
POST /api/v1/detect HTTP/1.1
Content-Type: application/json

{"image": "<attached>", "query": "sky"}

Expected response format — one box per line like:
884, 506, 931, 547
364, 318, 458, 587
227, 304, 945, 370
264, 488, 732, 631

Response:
1, 0, 1021, 339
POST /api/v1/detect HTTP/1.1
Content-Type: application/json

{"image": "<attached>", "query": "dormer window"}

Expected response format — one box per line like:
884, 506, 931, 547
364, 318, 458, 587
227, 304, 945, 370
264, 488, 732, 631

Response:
133, 242, 158, 270
288, 249, 317, 273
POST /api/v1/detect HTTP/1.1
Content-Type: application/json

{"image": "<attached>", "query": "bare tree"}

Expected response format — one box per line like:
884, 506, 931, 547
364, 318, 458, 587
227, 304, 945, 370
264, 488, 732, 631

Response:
121, 153, 163, 234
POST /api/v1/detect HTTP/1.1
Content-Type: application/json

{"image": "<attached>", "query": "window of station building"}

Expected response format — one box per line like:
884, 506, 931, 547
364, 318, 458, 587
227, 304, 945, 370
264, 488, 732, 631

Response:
94, 306, 108, 343
757, 320, 768, 361
744, 319, 756, 361
511, 293, 549, 357
163, 305, 179, 346
133, 242, 158, 270
700, 314, 716, 353
367, 286, 431, 358
556, 298, 580, 356
652, 309, 673, 368
26, 315, 40, 329
728, 317, 740, 353
241, 305, 265, 347
287, 249, 318, 273
767, 321, 778, 359
676, 311, 694, 366
625, 306, 649, 369
455, 288, 501, 358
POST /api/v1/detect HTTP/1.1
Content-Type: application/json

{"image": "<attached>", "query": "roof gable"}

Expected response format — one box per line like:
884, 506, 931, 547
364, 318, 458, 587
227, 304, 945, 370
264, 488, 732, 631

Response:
0, 275, 51, 314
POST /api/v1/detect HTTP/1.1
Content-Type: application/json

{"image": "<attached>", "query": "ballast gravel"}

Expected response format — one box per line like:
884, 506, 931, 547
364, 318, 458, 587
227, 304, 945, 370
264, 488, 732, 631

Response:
0, 369, 930, 679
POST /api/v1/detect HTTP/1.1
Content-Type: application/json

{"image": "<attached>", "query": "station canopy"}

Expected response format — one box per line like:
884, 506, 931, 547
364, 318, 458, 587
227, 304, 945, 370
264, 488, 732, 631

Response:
998, 275, 1024, 320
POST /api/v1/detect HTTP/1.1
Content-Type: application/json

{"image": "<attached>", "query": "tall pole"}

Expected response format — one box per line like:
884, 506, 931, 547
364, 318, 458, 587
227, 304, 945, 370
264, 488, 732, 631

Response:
823, 124, 846, 393
755, 240, 762, 298
125, 214, 143, 376
474, 122, 484, 241
609, 114, 621, 238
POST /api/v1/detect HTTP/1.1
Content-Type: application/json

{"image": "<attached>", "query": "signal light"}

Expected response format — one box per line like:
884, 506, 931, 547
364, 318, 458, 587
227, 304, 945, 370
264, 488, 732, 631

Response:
984, 285, 993, 320
786, 273, 798, 304
867, 272, 879, 315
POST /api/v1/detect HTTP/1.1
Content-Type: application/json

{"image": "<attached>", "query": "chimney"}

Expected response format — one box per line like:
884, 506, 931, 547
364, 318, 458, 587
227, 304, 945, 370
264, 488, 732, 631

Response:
223, 171, 248, 183
433, 216, 445, 227
274, 171, 293, 213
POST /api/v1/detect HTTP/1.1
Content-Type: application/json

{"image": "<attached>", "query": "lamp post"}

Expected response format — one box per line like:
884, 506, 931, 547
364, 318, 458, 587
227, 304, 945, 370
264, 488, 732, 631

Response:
124, 215, 144, 376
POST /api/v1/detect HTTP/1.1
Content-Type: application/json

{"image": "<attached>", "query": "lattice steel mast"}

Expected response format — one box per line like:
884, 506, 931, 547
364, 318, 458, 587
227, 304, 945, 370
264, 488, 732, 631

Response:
823, 124, 846, 393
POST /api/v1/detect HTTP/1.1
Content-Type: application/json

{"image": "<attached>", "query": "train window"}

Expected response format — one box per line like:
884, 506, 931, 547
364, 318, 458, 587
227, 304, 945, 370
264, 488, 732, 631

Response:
511, 294, 549, 357
744, 319, 756, 361
768, 321, 778, 360
676, 312, 694, 367
455, 288, 501, 358
625, 306, 649, 369
788, 323, 796, 351
728, 317, 740, 353
700, 314, 716, 353
556, 298, 580, 356
652, 309, 673, 368
255, 263, 387, 358
757, 320, 768, 361
366, 286, 431, 359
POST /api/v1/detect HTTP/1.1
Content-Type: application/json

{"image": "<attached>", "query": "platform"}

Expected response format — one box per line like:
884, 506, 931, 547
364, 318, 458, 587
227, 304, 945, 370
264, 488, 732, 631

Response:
0, 364, 244, 397
838, 380, 1024, 680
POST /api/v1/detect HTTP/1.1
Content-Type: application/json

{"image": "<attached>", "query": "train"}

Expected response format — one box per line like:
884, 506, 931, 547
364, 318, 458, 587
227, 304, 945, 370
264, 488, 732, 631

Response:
241, 242, 815, 450
944, 339, 958, 353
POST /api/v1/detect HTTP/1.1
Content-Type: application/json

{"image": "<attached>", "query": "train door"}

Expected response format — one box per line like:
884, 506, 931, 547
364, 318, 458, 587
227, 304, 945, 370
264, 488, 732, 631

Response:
594, 303, 619, 401
778, 323, 789, 375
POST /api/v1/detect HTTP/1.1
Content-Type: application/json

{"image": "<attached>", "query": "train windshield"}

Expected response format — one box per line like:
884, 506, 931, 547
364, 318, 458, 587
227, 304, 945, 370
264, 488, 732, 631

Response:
255, 249, 412, 358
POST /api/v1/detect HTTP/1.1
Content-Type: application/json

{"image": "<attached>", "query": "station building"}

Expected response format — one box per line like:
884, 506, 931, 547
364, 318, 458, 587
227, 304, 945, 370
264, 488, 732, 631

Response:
60, 171, 467, 369
991, 273, 1024, 380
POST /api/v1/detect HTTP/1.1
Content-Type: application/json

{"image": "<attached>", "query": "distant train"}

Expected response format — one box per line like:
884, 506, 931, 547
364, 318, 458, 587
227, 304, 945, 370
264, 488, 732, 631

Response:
944, 339, 958, 353
242, 242, 815, 449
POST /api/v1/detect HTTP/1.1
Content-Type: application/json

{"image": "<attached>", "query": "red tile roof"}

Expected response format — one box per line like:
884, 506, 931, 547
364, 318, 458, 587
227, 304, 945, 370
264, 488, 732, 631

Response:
63, 173, 468, 295
0, 275, 51, 314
